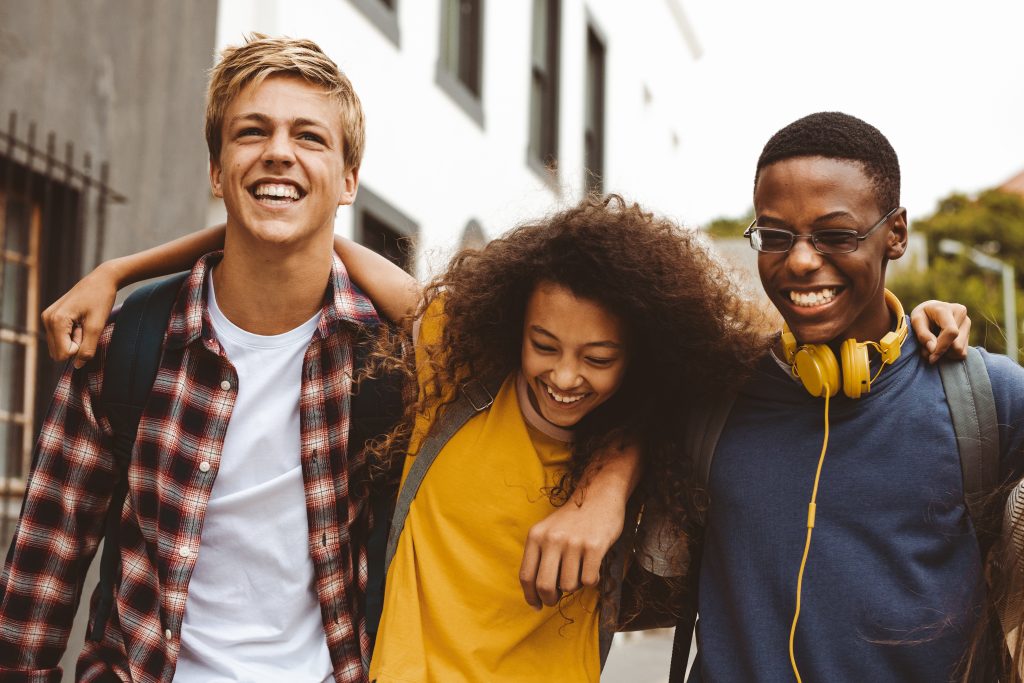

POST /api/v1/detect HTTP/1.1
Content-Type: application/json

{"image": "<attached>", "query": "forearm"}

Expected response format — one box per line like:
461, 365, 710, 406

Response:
574, 440, 642, 506
333, 234, 419, 323
104, 224, 227, 288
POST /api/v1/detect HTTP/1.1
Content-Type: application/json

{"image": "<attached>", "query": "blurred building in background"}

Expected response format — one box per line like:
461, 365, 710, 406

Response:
0, 0, 700, 676
209, 0, 702, 276
0, 0, 217, 545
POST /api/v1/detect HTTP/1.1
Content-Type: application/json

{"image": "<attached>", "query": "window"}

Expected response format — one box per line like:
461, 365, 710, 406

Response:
349, 0, 401, 47
459, 219, 486, 250
0, 117, 114, 547
583, 24, 606, 194
437, 0, 485, 126
0, 190, 40, 500
528, 0, 561, 175
353, 186, 418, 274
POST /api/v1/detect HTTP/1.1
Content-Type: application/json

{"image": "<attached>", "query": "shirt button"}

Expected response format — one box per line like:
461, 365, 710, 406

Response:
165, 628, 173, 639
199, 461, 211, 473
220, 380, 231, 391
178, 546, 192, 558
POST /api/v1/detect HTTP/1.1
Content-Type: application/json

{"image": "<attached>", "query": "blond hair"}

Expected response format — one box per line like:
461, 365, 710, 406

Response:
205, 34, 365, 171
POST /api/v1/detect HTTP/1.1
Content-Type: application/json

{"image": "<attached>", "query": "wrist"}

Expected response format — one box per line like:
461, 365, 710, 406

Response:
96, 257, 131, 289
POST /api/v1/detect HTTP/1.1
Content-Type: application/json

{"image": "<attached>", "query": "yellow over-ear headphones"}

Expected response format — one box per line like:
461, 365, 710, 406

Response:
781, 289, 908, 683
780, 289, 908, 399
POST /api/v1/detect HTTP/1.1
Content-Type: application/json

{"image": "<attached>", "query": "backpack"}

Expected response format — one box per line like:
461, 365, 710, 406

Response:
665, 347, 1000, 682
87, 273, 405, 647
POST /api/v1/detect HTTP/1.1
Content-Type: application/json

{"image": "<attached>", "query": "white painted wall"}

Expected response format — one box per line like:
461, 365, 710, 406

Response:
210, 0, 702, 277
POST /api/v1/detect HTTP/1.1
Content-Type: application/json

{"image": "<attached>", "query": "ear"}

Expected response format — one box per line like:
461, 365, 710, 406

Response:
209, 158, 224, 199
885, 207, 909, 260
338, 166, 359, 207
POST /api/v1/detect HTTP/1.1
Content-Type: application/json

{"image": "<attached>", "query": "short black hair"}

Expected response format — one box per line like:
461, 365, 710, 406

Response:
754, 112, 900, 211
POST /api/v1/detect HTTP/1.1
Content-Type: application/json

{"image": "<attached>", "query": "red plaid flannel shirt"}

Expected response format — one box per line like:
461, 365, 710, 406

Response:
0, 252, 380, 682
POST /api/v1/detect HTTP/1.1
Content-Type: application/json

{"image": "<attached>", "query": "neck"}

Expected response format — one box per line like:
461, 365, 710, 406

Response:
213, 225, 334, 335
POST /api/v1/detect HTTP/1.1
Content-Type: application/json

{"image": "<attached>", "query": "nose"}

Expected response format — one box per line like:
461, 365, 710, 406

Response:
550, 357, 583, 390
262, 128, 295, 167
785, 236, 824, 277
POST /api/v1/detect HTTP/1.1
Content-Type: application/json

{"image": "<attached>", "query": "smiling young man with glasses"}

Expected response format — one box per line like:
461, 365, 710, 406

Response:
644, 112, 1024, 682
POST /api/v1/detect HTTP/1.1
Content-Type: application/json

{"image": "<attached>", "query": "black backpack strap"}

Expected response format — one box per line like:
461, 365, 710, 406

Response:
938, 347, 1000, 538
383, 377, 502, 575
90, 272, 186, 641
664, 391, 736, 682
347, 322, 406, 647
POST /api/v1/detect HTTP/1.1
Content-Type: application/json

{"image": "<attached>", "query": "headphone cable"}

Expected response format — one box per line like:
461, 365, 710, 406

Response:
789, 389, 831, 682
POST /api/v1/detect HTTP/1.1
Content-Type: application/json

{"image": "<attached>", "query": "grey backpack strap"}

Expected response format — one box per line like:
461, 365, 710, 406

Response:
383, 377, 502, 574
939, 347, 999, 526
689, 390, 738, 520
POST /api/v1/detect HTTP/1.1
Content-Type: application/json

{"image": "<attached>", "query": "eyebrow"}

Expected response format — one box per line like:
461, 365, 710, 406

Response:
757, 211, 859, 229
530, 324, 623, 350
229, 112, 331, 131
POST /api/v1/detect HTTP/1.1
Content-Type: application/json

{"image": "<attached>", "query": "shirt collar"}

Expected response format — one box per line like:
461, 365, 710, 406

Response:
165, 251, 380, 350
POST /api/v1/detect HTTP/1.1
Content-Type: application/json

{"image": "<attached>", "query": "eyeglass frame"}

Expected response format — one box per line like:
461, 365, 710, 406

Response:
743, 206, 904, 254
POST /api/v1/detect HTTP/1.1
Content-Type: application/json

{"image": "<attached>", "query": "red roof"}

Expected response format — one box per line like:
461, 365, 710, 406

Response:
1000, 169, 1024, 196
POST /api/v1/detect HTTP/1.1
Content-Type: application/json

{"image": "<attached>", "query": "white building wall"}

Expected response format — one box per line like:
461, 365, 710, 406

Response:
211, 0, 701, 277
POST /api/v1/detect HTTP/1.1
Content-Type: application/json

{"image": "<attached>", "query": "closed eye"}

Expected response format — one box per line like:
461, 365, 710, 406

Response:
586, 356, 616, 367
531, 341, 556, 353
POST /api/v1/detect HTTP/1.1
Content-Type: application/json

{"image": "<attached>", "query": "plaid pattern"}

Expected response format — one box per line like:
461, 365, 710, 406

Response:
0, 252, 379, 683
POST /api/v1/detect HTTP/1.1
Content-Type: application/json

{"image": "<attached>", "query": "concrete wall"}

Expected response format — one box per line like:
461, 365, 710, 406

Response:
0, 3, 217, 678
0, 0, 218, 271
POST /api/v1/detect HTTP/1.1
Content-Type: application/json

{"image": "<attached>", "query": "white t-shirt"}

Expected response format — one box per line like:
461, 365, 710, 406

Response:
174, 271, 333, 682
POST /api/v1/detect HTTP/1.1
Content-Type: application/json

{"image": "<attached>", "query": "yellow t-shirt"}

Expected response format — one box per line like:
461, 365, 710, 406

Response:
369, 310, 600, 683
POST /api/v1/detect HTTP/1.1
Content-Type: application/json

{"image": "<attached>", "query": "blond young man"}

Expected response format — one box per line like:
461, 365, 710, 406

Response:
0, 36, 381, 682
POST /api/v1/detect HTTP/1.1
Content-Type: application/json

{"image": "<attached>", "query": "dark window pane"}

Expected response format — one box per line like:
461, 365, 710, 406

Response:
363, 212, 413, 273
0, 420, 25, 480
3, 197, 30, 256
1, 259, 29, 328
441, 0, 460, 73
0, 341, 26, 414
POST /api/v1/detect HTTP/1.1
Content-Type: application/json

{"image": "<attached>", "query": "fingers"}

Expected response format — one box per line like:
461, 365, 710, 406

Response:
950, 311, 971, 360
911, 301, 970, 364
909, 305, 939, 361
73, 311, 105, 369
557, 544, 583, 596
579, 540, 603, 589
42, 307, 77, 362
519, 532, 542, 610
533, 537, 564, 607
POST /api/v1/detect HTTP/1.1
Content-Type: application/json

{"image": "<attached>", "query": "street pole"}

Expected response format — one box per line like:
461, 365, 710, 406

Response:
938, 238, 1018, 363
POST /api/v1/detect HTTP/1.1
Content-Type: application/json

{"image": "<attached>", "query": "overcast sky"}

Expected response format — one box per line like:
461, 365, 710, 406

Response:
674, 0, 1024, 226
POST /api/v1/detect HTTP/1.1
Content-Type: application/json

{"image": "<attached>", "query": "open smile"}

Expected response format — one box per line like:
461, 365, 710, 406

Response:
784, 286, 846, 310
537, 379, 591, 408
248, 180, 307, 206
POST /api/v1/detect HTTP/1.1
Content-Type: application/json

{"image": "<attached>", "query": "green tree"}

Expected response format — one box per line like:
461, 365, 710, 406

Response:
703, 210, 753, 239
889, 190, 1024, 360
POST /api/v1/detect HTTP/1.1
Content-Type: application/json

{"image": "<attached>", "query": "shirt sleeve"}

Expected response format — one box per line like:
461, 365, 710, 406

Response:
0, 328, 116, 677
981, 348, 1024, 480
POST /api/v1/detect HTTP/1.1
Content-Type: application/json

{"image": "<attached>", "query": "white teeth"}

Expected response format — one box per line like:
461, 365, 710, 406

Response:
253, 183, 300, 200
789, 288, 838, 307
544, 384, 585, 404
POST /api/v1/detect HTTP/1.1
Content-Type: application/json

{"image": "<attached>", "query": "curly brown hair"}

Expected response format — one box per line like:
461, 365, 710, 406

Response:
370, 195, 770, 542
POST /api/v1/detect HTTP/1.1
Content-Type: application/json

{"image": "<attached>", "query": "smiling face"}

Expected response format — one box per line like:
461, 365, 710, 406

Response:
520, 282, 628, 428
755, 156, 907, 345
209, 74, 357, 247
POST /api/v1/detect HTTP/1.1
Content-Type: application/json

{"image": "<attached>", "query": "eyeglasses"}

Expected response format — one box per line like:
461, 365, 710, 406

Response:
743, 206, 903, 254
